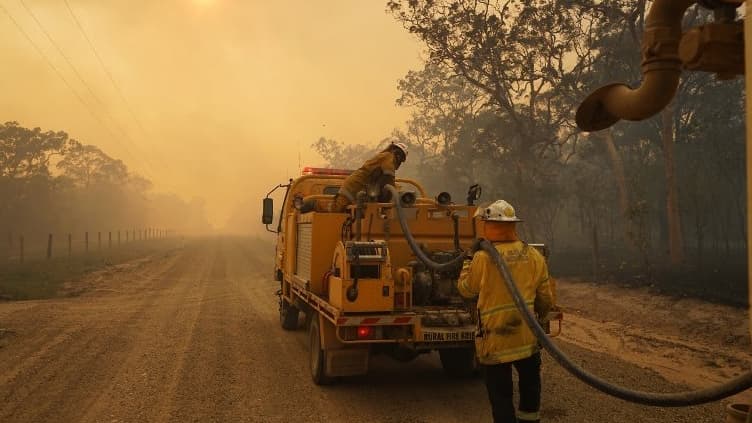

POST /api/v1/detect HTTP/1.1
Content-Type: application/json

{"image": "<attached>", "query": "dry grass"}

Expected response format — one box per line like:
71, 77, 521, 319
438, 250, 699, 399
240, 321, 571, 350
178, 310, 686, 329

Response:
0, 239, 182, 300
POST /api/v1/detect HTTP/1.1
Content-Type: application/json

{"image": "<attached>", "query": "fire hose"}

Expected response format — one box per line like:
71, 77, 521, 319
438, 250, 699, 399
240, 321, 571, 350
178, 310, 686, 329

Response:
386, 184, 752, 407
385, 185, 466, 273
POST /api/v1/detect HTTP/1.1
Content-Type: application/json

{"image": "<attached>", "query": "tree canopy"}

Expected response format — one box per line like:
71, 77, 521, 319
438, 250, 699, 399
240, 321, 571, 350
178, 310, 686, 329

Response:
1, 121, 212, 247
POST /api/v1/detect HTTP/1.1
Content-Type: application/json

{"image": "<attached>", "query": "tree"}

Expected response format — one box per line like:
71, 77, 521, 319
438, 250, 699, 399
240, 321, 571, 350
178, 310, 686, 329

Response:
0, 121, 68, 179
57, 141, 128, 188
387, 0, 632, 244
311, 137, 383, 170
1, 121, 214, 248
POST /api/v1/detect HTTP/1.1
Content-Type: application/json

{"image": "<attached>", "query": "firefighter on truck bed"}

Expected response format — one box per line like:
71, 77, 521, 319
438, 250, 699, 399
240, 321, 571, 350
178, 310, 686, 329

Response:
330, 142, 408, 212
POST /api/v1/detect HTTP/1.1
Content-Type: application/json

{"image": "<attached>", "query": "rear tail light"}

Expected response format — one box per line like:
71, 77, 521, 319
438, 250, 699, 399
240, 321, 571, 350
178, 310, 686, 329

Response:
339, 325, 386, 341
357, 326, 373, 339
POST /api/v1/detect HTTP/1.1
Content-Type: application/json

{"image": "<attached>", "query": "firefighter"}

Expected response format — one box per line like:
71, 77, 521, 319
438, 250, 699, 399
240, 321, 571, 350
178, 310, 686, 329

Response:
458, 200, 553, 423
330, 142, 408, 212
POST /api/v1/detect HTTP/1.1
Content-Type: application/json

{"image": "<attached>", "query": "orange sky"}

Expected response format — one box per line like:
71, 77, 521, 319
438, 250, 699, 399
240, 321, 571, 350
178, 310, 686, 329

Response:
0, 0, 423, 226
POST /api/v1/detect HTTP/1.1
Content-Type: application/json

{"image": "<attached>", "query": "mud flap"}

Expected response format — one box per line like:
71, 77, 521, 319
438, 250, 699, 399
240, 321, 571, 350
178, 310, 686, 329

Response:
317, 313, 369, 377
326, 349, 369, 377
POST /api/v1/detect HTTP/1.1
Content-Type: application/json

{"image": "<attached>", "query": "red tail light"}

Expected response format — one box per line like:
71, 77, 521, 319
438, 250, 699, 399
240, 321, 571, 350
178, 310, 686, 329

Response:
357, 326, 373, 339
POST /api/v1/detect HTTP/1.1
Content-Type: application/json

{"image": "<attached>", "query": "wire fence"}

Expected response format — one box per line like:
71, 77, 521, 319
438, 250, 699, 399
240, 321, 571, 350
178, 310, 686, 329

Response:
3, 228, 176, 264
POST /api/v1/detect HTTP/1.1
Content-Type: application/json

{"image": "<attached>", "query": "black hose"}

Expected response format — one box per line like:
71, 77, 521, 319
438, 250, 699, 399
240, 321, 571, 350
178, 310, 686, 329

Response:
387, 186, 752, 407
347, 253, 359, 302
452, 213, 461, 251
386, 185, 466, 272
479, 238, 752, 407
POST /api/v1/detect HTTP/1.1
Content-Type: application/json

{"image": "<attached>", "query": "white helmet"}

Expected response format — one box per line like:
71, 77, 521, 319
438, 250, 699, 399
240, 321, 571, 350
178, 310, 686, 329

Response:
391, 142, 408, 159
477, 199, 522, 222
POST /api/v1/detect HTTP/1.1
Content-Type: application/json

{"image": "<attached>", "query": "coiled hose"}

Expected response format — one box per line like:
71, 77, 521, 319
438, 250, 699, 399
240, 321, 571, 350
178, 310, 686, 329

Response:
386, 185, 752, 407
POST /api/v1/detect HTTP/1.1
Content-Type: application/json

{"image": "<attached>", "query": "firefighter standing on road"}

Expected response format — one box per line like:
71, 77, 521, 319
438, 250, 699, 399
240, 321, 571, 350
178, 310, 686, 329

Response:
458, 200, 553, 423
330, 142, 408, 212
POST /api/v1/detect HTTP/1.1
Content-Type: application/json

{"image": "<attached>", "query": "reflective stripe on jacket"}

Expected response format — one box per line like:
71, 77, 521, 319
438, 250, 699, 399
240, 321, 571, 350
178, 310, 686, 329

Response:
457, 240, 552, 365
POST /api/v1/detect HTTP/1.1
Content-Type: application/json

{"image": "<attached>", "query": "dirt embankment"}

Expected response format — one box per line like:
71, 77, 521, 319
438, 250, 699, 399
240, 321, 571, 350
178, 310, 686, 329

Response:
557, 279, 752, 404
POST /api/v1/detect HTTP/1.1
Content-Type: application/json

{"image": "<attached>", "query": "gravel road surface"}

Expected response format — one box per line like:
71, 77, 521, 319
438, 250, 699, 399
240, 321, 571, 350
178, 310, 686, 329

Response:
0, 238, 740, 422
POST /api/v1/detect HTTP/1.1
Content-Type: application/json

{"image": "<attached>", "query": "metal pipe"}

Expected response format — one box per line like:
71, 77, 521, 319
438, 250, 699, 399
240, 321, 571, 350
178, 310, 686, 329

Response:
576, 0, 696, 132
745, 9, 752, 345
355, 191, 366, 242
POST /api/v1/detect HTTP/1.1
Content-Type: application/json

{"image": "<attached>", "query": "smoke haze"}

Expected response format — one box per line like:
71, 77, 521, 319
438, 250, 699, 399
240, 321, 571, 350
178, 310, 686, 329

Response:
0, 0, 422, 231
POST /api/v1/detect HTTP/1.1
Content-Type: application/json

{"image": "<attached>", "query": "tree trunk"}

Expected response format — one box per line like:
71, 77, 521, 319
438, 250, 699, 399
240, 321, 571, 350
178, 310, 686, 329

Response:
735, 196, 747, 249
591, 220, 600, 281
694, 194, 704, 272
600, 130, 636, 250
601, 130, 629, 217
661, 103, 684, 266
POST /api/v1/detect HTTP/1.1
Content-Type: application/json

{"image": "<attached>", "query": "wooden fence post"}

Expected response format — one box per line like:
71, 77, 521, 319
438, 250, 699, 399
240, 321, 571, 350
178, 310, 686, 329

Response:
98, 232, 102, 250
85, 232, 89, 253
47, 234, 52, 259
19, 235, 24, 263
108, 232, 112, 248
68, 234, 72, 257
117, 230, 120, 246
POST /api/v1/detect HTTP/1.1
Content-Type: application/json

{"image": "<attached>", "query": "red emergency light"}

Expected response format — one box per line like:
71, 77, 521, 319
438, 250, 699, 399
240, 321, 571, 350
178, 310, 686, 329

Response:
301, 167, 353, 176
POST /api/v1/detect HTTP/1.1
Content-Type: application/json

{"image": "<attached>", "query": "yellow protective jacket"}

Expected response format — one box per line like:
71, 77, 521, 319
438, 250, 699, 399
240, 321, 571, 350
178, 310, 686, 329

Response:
338, 150, 396, 204
458, 240, 553, 365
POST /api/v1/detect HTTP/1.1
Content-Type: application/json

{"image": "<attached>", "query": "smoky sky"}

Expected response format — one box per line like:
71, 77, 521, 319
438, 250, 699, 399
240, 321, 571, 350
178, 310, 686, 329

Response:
0, 0, 422, 226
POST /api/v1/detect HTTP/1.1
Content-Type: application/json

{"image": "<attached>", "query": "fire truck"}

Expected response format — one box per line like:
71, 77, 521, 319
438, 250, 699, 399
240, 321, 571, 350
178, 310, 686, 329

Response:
262, 167, 561, 384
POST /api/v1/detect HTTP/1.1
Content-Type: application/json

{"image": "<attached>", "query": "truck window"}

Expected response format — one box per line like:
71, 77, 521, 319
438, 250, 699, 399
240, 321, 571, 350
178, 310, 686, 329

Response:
323, 186, 339, 195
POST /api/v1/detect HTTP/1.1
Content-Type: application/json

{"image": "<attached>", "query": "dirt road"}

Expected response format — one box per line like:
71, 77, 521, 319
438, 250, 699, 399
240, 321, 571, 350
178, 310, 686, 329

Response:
0, 238, 744, 422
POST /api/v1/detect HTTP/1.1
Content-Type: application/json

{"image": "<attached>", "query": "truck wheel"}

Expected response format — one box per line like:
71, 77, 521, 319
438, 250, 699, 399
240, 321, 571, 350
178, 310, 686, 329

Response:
309, 318, 333, 385
439, 347, 477, 378
279, 299, 299, 330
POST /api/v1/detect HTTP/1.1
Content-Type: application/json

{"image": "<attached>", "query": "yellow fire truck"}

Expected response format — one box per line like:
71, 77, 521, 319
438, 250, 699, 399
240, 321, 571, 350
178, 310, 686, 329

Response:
262, 167, 560, 384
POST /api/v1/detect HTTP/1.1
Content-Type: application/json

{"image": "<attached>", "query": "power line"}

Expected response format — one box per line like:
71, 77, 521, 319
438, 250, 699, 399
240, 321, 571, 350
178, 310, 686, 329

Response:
0, 2, 143, 166
62, 0, 171, 173
16, 0, 159, 176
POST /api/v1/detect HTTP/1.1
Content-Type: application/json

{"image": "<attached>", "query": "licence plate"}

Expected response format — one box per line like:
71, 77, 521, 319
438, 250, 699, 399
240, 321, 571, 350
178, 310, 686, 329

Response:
421, 327, 476, 342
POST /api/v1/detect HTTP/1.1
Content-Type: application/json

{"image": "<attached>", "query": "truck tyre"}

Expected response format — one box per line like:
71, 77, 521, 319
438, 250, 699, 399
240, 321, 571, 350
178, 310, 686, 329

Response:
279, 299, 299, 330
309, 318, 333, 385
439, 347, 477, 378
